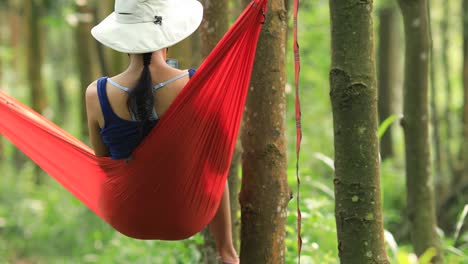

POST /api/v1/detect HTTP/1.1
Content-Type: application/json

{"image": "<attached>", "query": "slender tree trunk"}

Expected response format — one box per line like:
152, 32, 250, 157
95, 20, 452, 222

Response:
239, 0, 289, 263
436, 0, 468, 238
199, 1, 230, 262
9, 0, 21, 79
397, 0, 444, 262
54, 80, 67, 124
95, 0, 127, 76
25, 0, 47, 184
378, 7, 400, 160
0, 5, 5, 160
462, 0, 468, 194
440, 0, 454, 187
75, 1, 98, 139
428, 0, 443, 208
25, 1, 47, 115
7, 1, 25, 168
329, 1, 389, 263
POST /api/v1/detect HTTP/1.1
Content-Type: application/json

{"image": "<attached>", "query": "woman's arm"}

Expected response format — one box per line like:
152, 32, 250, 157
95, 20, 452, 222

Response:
85, 81, 109, 157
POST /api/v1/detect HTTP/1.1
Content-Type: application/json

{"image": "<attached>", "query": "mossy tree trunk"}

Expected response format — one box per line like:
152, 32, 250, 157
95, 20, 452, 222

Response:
329, 0, 389, 263
378, 7, 400, 161
199, 1, 231, 263
239, 0, 290, 263
397, 0, 444, 262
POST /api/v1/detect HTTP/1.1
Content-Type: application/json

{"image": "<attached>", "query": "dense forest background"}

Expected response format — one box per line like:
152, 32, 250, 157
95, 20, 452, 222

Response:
0, 0, 467, 263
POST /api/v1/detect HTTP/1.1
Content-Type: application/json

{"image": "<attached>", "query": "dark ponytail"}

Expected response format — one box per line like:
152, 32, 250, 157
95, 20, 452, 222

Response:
127, 52, 154, 136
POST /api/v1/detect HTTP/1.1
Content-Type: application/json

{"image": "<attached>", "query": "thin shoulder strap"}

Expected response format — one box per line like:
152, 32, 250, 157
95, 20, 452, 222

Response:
152, 71, 190, 92
97, 77, 117, 126
107, 78, 130, 92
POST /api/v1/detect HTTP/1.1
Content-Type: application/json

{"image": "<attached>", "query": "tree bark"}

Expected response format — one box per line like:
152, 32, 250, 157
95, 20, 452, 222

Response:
168, 38, 193, 69
25, 1, 47, 115
329, 1, 389, 263
25, 0, 48, 184
75, 1, 99, 139
428, 0, 443, 207
440, 0, 454, 186
239, 0, 289, 263
6, 1, 26, 169
9, 0, 21, 78
397, 0, 444, 262
462, 0, 468, 196
95, 0, 127, 76
200, 0, 229, 59
199, 1, 230, 263
377, 7, 400, 160
0, 4, 5, 160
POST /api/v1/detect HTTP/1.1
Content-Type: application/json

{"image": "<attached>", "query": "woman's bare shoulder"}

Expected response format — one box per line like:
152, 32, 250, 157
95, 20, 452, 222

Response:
85, 80, 101, 117
85, 80, 99, 96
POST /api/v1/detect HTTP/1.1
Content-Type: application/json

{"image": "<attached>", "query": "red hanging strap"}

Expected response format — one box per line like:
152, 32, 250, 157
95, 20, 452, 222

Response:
293, 0, 302, 263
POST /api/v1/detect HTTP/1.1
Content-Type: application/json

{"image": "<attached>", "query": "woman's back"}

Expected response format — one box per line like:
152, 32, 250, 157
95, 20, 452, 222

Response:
86, 64, 196, 159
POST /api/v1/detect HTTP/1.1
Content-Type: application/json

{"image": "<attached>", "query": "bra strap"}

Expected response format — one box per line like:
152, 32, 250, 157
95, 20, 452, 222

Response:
152, 71, 190, 92
107, 78, 130, 92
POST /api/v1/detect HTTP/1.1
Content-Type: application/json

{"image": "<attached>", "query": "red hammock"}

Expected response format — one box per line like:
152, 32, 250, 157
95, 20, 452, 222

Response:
0, 0, 267, 240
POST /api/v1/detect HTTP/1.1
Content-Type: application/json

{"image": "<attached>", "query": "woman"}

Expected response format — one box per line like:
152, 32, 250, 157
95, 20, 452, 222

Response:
85, 0, 239, 263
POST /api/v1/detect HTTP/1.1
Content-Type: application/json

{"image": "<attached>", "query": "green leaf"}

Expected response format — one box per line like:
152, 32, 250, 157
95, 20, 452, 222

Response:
453, 204, 468, 246
418, 247, 437, 264
378, 114, 399, 139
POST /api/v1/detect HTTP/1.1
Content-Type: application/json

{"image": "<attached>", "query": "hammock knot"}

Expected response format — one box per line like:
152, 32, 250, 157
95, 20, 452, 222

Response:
251, 1, 266, 24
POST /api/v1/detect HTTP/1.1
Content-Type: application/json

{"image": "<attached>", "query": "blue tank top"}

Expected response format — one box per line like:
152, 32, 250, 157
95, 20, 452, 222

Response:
97, 69, 196, 159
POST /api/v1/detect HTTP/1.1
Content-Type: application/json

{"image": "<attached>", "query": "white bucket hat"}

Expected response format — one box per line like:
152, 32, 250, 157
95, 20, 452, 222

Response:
91, 0, 203, 53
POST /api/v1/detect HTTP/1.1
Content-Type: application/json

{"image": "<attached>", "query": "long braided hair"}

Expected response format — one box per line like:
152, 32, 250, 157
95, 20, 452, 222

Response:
127, 52, 154, 136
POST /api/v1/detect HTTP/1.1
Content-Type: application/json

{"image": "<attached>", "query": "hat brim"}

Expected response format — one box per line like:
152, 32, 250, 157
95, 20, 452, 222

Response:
91, 0, 203, 53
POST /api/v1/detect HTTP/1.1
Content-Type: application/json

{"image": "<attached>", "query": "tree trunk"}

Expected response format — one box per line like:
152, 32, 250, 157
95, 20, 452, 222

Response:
239, 0, 289, 263
329, 1, 389, 263
440, 0, 454, 190
199, 1, 230, 263
397, 0, 444, 262
9, 0, 21, 79
168, 38, 193, 69
462, 0, 468, 195
0, 5, 5, 160
95, 0, 127, 76
25, 1, 47, 115
75, 1, 98, 139
25, 0, 47, 184
377, 7, 400, 160
428, 0, 443, 208
200, 0, 229, 59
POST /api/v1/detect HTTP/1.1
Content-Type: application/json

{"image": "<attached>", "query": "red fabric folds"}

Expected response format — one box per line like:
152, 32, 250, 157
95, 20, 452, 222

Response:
0, 0, 267, 240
